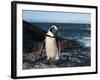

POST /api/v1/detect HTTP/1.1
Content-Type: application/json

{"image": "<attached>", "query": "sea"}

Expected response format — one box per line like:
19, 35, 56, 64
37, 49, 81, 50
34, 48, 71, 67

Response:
31, 23, 91, 48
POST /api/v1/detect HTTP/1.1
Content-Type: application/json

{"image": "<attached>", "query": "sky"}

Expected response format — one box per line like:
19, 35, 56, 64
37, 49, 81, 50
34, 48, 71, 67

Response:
23, 10, 91, 24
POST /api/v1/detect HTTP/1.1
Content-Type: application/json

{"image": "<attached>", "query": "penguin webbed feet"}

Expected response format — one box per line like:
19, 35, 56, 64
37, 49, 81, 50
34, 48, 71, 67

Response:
45, 57, 58, 65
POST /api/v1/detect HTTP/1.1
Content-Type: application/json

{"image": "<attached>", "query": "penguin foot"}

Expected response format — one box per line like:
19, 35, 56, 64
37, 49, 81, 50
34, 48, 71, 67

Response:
44, 59, 51, 65
47, 57, 50, 60
55, 56, 59, 60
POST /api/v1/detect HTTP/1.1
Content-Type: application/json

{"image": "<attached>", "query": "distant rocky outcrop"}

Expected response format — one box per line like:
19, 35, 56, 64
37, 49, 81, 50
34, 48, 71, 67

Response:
23, 20, 46, 53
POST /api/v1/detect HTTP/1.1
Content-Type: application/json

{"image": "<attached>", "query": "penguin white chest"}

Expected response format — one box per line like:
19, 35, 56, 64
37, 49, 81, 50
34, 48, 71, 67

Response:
45, 37, 59, 60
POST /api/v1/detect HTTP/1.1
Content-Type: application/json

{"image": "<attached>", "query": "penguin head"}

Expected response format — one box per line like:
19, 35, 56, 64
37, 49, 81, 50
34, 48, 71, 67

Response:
49, 25, 59, 36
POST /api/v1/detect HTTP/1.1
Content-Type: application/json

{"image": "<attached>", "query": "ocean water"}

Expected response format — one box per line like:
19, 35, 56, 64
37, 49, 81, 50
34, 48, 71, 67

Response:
32, 23, 91, 48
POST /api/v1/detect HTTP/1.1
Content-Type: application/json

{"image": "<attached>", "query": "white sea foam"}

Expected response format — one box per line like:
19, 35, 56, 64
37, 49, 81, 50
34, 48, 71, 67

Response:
77, 36, 90, 47
64, 36, 90, 47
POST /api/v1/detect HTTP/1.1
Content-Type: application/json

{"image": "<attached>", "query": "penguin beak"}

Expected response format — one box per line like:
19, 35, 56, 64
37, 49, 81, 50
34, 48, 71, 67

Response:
53, 29, 59, 36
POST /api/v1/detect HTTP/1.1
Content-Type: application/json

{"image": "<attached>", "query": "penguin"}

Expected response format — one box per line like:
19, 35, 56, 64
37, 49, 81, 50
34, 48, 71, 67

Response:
45, 25, 60, 60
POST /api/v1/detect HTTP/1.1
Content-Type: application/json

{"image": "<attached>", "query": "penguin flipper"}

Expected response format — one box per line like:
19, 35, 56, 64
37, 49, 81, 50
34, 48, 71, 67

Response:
56, 39, 60, 59
39, 39, 45, 56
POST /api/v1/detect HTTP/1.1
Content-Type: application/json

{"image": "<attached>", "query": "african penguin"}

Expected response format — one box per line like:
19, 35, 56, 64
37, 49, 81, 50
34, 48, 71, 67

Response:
45, 25, 60, 60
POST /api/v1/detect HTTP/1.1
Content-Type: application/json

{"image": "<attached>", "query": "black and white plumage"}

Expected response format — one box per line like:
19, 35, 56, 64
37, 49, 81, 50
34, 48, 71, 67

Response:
45, 25, 60, 60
